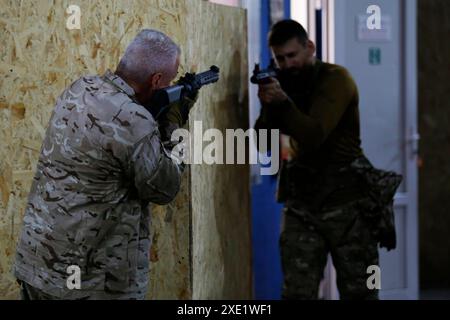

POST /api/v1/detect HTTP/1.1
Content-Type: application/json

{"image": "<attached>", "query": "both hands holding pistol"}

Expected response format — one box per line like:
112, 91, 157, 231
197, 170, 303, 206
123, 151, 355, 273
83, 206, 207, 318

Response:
257, 77, 288, 105
252, 59, 289, 106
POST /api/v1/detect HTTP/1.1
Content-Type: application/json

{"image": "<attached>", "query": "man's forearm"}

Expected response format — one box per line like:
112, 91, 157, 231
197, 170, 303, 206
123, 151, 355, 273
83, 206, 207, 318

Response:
254, 105, 283, 152
276, 98, 324, 152
131, 132, 184, 205
256, 99, 324, 154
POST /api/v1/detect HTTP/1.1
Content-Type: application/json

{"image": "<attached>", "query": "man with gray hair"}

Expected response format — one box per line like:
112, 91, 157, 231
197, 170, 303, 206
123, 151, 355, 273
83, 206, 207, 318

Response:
13, 29, 195, 299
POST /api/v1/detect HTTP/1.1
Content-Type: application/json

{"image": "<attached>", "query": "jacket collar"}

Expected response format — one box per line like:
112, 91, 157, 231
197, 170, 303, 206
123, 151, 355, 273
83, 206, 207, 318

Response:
103, 70, 136, 98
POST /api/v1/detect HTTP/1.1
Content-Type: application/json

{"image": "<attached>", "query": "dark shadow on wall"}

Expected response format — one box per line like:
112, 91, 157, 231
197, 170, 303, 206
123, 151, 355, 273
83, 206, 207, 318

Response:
213, 50, 252, 299
418, 0, 450, 290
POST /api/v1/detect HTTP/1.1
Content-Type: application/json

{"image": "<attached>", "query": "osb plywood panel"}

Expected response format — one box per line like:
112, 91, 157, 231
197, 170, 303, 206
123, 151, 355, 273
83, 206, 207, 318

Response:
186, 3, 251, 299
0, 0, 192, 300
147, 172, 191, 300
0, 0, 245, 300
0, 0, 249, 300
418, 0, 450, 289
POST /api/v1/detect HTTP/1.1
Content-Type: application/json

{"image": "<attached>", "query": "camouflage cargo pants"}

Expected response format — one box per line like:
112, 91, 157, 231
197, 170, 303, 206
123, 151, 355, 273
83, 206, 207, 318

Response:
18, 280, 59, 300
280, 199, 379, 300
17, 280, 145, 300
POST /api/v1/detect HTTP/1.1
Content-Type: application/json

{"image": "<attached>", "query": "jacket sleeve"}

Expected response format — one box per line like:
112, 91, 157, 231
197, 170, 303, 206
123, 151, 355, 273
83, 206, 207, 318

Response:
129, 130, 184, 205
254, 105, 280, 153
271, 68, 356, 153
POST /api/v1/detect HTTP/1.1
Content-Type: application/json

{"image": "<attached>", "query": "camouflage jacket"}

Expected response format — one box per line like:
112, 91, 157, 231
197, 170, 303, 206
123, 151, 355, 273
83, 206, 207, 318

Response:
13, 70, 184, 299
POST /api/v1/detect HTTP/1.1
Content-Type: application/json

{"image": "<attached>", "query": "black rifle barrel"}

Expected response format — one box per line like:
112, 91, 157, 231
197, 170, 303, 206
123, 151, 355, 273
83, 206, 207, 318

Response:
146, 65, 220, 119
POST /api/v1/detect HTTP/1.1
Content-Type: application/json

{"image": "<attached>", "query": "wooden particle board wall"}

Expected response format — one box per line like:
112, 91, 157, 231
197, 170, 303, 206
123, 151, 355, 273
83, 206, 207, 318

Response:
187, 3, 251, 299
0, 0, 250, 299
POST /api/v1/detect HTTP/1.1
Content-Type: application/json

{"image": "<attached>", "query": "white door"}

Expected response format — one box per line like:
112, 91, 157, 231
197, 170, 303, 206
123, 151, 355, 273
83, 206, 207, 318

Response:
332, 0, 419, 300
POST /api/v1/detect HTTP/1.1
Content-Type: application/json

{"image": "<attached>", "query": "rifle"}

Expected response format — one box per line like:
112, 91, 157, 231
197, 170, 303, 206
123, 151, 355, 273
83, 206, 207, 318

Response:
250, 59, 279, 85
147, 65, 220, 120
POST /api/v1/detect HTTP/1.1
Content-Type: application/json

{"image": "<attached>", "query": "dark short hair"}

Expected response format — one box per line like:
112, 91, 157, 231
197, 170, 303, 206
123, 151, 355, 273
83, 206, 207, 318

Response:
268, 19, 309, 47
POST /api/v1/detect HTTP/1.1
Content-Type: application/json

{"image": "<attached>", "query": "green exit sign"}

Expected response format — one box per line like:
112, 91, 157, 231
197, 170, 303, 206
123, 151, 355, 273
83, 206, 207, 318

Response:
369, 47, 381, 65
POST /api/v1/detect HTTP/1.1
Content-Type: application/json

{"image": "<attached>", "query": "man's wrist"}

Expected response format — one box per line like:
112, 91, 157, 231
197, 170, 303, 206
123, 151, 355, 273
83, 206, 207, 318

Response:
159, 121, 180, 145
276, 97, 294, 108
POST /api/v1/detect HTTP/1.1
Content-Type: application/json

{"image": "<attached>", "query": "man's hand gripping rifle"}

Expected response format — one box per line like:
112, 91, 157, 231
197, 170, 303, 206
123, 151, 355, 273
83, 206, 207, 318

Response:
148, 65, 220, 121
250, 59, 279, 85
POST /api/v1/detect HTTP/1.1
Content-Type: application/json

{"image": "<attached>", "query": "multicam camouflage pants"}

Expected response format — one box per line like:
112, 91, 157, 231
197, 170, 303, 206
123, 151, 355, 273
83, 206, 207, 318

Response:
17, 280, 145, 300
280, 199, 379, 300
18, 280, 59, 300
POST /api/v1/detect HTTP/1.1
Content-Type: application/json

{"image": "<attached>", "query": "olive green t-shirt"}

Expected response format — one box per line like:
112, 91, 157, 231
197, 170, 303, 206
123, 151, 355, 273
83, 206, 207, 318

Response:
255, 60, 365, 207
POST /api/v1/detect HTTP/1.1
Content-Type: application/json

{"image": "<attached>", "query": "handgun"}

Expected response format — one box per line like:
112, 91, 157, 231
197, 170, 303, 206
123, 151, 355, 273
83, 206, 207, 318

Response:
250, 59, 279, 85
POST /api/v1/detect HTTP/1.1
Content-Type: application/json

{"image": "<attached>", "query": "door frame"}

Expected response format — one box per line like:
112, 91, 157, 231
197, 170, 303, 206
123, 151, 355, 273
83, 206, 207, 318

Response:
333, 0, 419, 300
380, 0, 419, 300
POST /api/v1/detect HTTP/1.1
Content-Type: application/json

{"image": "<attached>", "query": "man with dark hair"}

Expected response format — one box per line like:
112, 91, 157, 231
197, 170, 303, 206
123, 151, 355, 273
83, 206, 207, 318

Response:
255, 20, 401, 300
269, 19, 309, 47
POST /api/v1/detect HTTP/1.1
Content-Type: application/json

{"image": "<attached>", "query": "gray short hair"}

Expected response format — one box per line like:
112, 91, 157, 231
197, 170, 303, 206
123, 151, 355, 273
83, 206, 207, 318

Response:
117, 29, 181, 84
